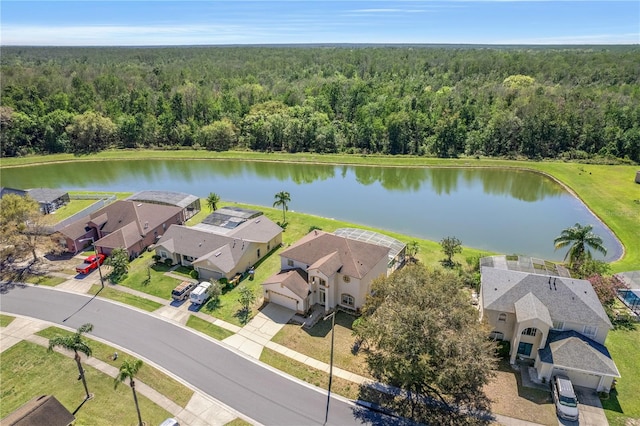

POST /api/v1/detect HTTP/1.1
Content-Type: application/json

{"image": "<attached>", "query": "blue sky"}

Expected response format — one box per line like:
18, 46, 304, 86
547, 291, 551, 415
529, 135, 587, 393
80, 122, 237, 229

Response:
2, 1, 638, 46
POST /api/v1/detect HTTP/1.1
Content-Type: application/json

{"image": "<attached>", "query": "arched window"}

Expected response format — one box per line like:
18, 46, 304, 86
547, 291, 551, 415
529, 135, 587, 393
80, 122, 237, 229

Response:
498, 313, 507, 322
522, 328, 537, 336
341, 294, 354, 307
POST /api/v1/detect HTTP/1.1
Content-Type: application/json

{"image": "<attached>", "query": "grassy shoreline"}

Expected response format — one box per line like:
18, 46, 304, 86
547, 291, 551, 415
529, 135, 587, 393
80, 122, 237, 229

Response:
2, 150, 637, 271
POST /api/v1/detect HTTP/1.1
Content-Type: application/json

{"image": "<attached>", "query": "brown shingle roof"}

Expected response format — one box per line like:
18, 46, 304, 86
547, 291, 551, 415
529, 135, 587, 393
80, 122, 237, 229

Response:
263, 268, 310, 300
1, 395, 74, 426
281, 231, 389, 279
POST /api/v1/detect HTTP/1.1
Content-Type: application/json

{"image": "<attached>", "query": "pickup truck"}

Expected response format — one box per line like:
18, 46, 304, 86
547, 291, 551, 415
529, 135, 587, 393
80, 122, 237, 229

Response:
76, 254, 106, 274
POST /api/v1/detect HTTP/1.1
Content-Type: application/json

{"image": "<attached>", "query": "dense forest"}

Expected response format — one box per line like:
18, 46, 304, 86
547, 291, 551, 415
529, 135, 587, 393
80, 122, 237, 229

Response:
1, 45, 639, 162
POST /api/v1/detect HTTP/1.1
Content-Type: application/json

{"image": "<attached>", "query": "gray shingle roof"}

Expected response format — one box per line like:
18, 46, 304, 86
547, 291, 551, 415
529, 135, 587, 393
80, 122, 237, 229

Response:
127, 191, 199, 209
514, 292, 552, 326
481, 267, 611, 328
538, 330, 620, 377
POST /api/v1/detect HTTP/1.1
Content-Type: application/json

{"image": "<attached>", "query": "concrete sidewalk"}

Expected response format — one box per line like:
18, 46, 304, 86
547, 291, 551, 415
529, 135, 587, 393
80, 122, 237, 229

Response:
0, 315, 252, 426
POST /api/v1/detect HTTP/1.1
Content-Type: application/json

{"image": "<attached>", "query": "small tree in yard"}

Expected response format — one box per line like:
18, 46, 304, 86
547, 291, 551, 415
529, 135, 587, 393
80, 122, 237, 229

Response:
206, 280, 222, 309
440, 236, 462, 268
589, 274, 625, 319
237, 286, 256, 323
105, 247, 129, 283
114, 358, 144, 426
48, 323, 94, 401
406, 240, 420, 263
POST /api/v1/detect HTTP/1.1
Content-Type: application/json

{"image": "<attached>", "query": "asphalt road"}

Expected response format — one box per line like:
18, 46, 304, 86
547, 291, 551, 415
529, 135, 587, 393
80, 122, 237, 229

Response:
0, 284, 404, 426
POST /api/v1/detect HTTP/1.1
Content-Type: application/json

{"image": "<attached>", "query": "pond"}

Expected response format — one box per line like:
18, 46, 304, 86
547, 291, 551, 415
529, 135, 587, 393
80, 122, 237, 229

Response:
0, 159, 622, 261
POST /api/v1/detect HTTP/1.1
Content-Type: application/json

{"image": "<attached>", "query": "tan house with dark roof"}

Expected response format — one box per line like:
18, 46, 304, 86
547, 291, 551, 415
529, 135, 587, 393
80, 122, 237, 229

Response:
60, 200, 183, 258
155, 207, 282, 281
262, 230, 392, 314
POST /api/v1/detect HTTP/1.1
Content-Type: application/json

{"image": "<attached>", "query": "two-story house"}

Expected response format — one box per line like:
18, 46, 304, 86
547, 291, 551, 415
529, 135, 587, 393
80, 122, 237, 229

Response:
262, 229, 403, 314
480, 255, 620, 392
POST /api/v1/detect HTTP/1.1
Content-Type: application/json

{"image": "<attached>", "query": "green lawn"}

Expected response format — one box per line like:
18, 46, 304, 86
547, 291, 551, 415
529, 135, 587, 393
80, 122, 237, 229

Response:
0, 314, 15, 327
602, 326, 640, 425
88, 285, 163, 312
116, 252, 181, 300
260, 347, 361, 401
42, 199, 97, 225
0, 341, 172, 425
186, 315, 234, 340
23, 274, 66, 287
36, 326, 193, 408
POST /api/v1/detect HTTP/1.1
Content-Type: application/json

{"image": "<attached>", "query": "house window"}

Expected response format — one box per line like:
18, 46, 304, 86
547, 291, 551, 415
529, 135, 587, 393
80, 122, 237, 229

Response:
489, 331, 504, 341
517, 342, 533, 357
343, 275, 351, 283
267, 243, 271, 250
318, 278, 327, 287
583, 325, 598, 338
163, 223, 166, 230
160, 251, 167, 259
341, 294, 354, 307
521, 328, 537, 337
552, 321, 564, 331
287, 259, 294, 267
257, 248, 261, 258
498, 313, 507, 322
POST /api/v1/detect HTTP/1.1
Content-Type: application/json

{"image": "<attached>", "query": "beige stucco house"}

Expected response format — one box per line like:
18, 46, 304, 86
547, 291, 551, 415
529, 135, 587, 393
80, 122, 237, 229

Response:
262, 229, 403, 314
155, 207, 282, 281
480, 255, 620, 392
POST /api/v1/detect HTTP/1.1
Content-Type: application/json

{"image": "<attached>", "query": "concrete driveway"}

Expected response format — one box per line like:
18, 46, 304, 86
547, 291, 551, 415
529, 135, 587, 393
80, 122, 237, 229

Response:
557, 386, 608, 426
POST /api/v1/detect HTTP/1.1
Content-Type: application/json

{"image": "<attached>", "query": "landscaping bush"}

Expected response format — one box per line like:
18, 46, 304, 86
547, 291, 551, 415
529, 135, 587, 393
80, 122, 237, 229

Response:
495, 340, 510, 358
152, 255, 161, 262
164, 258, 173, 267
189, 269, 199, 279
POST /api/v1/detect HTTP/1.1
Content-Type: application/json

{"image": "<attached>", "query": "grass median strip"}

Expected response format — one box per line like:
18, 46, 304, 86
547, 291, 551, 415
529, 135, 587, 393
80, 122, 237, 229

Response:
1, 341, 172, 425
186, 315, 234, 340
36, 326, 193, 408
0, 314, 15, 327
260, 347, 361, 401
89, 285, 163, 312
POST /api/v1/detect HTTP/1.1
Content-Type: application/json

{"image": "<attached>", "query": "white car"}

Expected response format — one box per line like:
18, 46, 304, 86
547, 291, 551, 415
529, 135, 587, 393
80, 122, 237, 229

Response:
551, 375, 579, 421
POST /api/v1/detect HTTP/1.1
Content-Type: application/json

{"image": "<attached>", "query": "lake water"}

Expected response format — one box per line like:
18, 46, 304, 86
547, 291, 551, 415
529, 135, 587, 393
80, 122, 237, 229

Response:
0, 159, 622, 261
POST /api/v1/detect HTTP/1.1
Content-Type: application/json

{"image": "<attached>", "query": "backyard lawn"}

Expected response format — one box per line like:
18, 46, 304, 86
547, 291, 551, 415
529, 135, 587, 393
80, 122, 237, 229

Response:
41, 199, 97, 225
1, 341, 172, 425
602, 325, 640, 425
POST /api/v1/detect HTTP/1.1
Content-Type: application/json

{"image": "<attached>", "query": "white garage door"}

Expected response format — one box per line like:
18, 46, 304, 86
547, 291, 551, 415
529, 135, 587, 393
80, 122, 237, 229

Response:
554, 368, 601, 389
268, 291, 298, 311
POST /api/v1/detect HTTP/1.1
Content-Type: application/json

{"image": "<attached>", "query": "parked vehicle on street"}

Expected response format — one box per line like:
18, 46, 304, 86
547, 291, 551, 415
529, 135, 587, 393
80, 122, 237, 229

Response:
75, 254, 106, 275
171, 281, 197, 301
551, 374, 579, 421
189, 281, 212, 305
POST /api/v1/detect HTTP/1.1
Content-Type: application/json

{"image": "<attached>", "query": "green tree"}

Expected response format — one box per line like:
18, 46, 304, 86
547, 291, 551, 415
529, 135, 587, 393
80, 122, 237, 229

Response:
406, 240, 420, 264
206, 280, 222, 308
66, 111, 116, 154
440, 236, 463, 268
105, 247, 129, 283
48, 323, 94, 400
553, 223, 607, 269
353, 266, 495, 424
273, 191, 291, 224
237, 286, 256, 323
114, 358, 144, 426
199, 118, 237, 151
0, 194, 59, 265
206, 192, 221, 212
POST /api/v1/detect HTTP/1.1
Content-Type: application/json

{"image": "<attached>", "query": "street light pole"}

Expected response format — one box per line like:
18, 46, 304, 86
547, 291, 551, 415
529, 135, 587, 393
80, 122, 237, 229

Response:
323, 310, 336, 425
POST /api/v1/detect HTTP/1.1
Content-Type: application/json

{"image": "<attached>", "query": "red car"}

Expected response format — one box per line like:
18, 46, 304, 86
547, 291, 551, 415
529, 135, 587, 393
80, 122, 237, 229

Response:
75, 254, 106, 275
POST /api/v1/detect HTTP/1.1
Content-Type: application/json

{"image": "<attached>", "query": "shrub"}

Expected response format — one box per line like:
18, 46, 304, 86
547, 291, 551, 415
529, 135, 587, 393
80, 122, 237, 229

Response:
189, 269, 199, 279
152, 255, 161, 262
164, 258, 173, 267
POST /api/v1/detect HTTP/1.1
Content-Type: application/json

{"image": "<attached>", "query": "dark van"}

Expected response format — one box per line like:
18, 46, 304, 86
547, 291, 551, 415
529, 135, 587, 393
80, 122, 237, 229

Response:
171, 281, 196, 301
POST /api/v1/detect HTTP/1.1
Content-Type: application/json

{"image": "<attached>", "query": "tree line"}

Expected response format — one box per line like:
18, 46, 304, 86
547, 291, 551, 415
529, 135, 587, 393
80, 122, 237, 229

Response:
1, 45, 639, 162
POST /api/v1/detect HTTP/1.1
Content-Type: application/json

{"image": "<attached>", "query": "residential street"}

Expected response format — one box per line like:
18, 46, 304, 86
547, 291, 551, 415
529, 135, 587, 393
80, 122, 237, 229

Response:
0, 284, 400, 426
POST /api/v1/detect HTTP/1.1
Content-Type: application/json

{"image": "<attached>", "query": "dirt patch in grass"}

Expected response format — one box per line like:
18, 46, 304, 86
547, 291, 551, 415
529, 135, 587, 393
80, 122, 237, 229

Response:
484, 359, 555, 425
271, 311, 372, 378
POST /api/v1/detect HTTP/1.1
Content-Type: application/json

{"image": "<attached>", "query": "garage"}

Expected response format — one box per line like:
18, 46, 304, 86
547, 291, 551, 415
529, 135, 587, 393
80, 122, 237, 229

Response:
553, 368, 601, 389
268, 290, 299, 312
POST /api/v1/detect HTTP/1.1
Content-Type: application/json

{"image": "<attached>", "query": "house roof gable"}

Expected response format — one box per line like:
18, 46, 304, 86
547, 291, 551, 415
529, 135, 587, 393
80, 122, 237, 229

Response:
514, 292, 553, 326
263, 268, 310, 300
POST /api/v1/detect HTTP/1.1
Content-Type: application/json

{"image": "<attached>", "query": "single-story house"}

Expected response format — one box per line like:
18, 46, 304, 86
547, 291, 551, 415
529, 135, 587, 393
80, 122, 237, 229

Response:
127, 190, 201, 221
480, 255, 620, 392
155, 207, 282, 281
59, 200, 183, 258
1, 395, 74, 426
262, 229, 400, 314
0, 187, 70, 214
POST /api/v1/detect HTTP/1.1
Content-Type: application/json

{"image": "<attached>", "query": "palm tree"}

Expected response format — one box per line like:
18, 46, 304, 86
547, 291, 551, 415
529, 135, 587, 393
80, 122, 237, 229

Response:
114, 358, 144, 426
48, 323, 94, 400
273, 191, 291, 224
206, 192, 221, 212
406, 241, 420, 263
554, 223, 607, 267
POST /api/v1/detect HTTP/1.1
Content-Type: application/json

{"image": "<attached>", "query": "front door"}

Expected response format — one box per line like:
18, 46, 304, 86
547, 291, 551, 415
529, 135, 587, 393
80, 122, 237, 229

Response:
319, 289, 326, 306
517, 342, 533, 357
